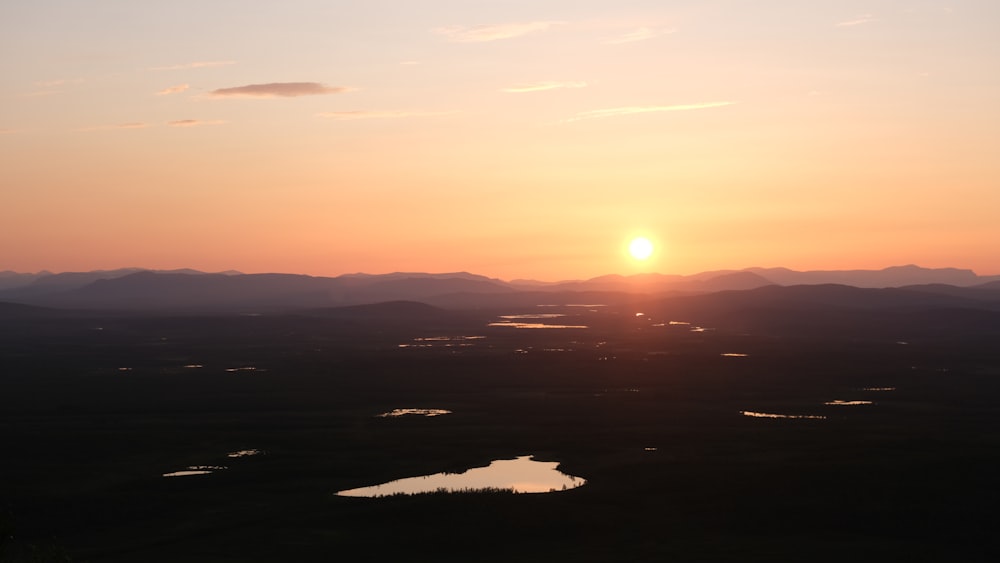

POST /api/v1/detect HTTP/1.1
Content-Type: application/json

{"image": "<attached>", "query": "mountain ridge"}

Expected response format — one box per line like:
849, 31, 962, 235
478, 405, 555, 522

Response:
0, 265, 998, 312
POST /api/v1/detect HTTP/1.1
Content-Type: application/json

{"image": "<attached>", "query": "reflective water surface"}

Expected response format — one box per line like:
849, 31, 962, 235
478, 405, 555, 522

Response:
488, 322, 589, 329
335, 455, 586, 497
824, 400, 874, 406
227, 449, 264, 458
377, 408, 452, 417
163, 465, 227, 477
741, 410, 826, 420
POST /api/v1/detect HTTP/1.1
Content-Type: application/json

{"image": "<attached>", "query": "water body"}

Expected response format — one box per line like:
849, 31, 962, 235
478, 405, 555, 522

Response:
488, 322, 589, 329
163, 465, 227, 477
227, 449, 264, 458
377, 408, 452, 417
335, 456, 586, 497
741, 411, 826, 420
824, 400, 874, 406
499, 314, 568, 319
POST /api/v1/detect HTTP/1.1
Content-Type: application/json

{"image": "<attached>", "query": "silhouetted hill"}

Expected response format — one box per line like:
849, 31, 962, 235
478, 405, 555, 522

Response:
664, 283, 1000, 312
343, 276, 514, 304
898, 283, 1000, 302
0, 271, 52, 290
695, 271, 773, 292
546, 271, 773, 293
338, 271, 500, 283
1, 265, 998, 313
7, 271, 519, 312
30, 272, 337, 311
0, 267, 226, 296
0, 301, 60, 318
745, 264, 994, 287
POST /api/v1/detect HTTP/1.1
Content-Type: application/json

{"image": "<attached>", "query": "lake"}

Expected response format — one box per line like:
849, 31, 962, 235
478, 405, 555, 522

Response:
335, 455, 586, 497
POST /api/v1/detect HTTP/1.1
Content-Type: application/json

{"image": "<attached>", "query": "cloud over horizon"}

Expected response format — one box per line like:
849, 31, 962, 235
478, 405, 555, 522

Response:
502, 81, 587, 93
209, 82, 350, 98
156, 84, 189, 96
564, 102, 735, 122
436, 21, 562, 42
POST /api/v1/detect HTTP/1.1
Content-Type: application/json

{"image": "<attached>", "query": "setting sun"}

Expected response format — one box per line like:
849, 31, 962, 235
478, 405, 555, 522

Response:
629, 237, 654, 260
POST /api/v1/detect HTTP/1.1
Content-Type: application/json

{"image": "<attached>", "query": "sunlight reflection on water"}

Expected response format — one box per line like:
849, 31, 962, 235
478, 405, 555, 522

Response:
488, 322, 589, 329
824, 400, 874, 406
163, 465, 227, 477
377, 408, 452, 417
335, 456, 585, 497
740, 411, 826, 420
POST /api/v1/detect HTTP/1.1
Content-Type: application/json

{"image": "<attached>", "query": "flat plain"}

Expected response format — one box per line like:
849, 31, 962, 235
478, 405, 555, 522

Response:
2, 299, 999, 562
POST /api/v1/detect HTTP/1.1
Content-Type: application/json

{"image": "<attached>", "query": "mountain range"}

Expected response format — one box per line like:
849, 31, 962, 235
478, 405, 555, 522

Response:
1, 265, 999, 312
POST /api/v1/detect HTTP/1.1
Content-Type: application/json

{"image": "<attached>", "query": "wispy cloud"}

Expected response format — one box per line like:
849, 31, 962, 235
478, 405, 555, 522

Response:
436, 21, 562, 42
564, 102, 735, 122
26, 78, 82, 97
316, 110, 454, 120
79, 119, 225, 131
35, 78, 79, 88
156, 84, 189, 96
209, 82, 351, 98
151, 60, 236, 71
603, 27, 675, 45
502, 81, 587, 93
836, 14, 876, 27
77, 122, 153, 131
167, 119, 225, 127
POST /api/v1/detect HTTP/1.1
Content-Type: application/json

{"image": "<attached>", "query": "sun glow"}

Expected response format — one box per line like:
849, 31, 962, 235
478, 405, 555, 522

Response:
629, 237, 654, 260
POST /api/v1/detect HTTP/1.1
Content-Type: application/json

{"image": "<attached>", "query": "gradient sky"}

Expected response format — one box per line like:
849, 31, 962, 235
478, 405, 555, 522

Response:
2, 1, 998, 280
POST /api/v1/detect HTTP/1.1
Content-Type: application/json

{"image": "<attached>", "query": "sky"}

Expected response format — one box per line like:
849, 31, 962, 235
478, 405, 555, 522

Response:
2, 0, 998, 281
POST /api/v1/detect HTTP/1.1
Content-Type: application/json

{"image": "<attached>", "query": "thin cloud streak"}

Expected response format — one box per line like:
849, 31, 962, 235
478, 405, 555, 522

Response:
503, 81, 587, 93
35, 78, 80, 88
167, 119, 225, 127
156, 84, 189, 96
836, 14, 876, 27
564, 102, 735, 122
436, 21, 562, 42
209, 82, 350, 98
316, 110, 455, 120
77, 122, 152, 131
78, 120, 225, 131
151, 60, 236, 70
603, 27, 675, 45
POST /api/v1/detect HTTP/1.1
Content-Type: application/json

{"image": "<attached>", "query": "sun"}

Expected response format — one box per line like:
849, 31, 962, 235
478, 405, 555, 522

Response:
628, 237, 654, 260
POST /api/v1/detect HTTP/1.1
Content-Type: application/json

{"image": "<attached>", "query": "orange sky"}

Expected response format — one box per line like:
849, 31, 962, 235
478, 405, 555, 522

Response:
2, 1, 998, 280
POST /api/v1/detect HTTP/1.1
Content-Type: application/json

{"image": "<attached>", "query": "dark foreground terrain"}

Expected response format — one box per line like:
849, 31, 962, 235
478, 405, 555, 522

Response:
2, 294, 999, 562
